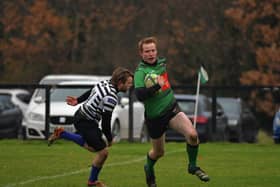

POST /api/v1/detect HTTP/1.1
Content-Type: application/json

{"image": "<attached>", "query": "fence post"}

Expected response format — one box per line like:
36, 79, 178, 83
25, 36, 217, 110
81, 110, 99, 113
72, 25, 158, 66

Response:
128, 88, 134, 142
211, 87, 217, 135
45, 86, 51, 140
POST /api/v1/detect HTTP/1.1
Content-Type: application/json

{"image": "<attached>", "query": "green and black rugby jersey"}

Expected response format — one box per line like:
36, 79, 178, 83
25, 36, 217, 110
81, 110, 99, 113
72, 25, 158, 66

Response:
134, 57, 175, 119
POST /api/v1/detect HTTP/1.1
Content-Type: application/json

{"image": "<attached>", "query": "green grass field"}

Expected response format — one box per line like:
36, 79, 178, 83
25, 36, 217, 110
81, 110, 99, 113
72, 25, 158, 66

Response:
0, 139, 280, 187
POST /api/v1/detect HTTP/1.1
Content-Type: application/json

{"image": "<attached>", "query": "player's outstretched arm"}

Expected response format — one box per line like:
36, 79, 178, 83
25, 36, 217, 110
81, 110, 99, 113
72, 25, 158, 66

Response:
66, 96, 78, 106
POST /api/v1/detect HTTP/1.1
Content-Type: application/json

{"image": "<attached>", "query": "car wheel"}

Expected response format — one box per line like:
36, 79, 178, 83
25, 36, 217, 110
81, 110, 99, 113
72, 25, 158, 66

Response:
232, 125, 242, 143
199, 135, 207, 143
203, 125, 212, 143
243, 129, 257, 143
18, 126, 27, 140
274, 138, 280, 144
140, 124, 149, 143
12, 119, 22, 139
112, 120, 121, 143
224, 127, 231, 142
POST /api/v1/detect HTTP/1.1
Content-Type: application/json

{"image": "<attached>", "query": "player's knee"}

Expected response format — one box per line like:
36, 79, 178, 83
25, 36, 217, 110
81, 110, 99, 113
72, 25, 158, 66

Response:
151, 149, 164, 159
99, 148, 109, 159
188, 131, 199, 145
156, 149, 165, 158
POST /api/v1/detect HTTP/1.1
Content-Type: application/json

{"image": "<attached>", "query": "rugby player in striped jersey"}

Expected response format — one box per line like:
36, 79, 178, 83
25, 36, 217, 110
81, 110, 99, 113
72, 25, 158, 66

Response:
48, 67, 133, 187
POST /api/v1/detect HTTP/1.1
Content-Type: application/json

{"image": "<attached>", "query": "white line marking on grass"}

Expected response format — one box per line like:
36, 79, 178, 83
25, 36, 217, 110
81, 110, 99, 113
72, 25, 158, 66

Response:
4, 149, 184, 187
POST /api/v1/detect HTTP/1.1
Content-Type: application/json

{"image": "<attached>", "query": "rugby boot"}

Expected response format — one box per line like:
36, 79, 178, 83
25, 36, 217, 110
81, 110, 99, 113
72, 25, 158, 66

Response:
188, 165, 210, 182
87, 180, 106, 187
47, 127, 64, 146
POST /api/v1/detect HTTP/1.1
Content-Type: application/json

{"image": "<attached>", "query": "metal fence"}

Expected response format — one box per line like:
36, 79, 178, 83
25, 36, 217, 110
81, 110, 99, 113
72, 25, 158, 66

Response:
128, 85, 280, 142
1, 84, 279, 141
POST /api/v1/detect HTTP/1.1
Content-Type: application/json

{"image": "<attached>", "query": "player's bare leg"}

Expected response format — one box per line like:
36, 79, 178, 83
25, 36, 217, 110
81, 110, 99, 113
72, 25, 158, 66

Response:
169, 112, 210, 182
88, 148, 109, 187
149, 135, 165, 159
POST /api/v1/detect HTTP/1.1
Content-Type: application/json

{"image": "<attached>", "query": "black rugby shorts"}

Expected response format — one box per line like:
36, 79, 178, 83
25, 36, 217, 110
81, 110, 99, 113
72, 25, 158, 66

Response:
145, 102, 181, 139
73, 110, 106, 151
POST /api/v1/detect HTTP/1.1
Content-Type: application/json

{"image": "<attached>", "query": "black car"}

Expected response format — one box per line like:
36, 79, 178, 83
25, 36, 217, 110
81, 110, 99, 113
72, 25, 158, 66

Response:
165, 94, 228, 142
0, 94, 23, 138
217, 97, 258, 143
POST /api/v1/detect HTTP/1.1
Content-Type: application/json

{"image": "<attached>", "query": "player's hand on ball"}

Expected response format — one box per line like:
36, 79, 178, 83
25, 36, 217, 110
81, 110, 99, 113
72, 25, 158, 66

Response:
157, 75, 165, 87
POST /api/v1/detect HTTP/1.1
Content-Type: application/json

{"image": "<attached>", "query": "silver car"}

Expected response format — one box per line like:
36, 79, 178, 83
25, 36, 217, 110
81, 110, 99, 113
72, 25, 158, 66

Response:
217, 97, 258, 143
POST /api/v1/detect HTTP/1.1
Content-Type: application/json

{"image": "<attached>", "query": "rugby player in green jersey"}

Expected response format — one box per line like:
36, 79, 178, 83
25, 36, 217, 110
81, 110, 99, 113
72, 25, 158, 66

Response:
134, 37, 210, 187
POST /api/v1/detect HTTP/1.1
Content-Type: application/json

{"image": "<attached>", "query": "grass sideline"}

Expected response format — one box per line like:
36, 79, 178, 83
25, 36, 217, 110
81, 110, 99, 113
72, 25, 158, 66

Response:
0, 139, 280, 187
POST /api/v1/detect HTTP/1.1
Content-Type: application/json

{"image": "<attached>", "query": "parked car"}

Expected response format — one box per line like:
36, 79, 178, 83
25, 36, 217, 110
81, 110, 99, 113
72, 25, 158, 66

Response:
273, 107, 280, 144
22, 74, 110, 139
22, 77, 147, 142
0, 89, 31, 114
217, 97, 258, 143
0, 94, 23, 138
165, 94, 228, 142
44, 80, 145, 143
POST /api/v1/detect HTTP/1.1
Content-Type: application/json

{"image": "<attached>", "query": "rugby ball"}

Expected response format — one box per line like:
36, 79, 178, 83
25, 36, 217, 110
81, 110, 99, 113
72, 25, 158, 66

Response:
144, 73, 158, 88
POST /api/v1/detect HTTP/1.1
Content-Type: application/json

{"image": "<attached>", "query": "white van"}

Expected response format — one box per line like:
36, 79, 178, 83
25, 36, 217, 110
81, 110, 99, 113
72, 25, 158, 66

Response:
22, 74, 110, 139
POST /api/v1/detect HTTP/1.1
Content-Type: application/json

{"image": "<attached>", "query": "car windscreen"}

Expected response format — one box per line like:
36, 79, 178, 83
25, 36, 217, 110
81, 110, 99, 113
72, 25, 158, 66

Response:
177, 100, 196, 115
34, 79, 77, 99
218, 99, 240, 115
0, 94, 11, 102
16, 93, 31, 104
0, 94, 14, 110
50, 88, 90, 102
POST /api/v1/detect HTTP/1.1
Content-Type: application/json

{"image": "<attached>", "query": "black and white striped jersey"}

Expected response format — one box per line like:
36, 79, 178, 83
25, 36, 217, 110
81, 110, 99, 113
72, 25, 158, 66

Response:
80, 80, 118, 122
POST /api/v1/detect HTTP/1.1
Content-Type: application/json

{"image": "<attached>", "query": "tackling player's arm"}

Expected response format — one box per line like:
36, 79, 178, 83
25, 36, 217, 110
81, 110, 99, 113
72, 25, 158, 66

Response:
77, 89, 91, 103
101, 95, 118, 145
101, 111, 113, 145
66, 89, 91, 106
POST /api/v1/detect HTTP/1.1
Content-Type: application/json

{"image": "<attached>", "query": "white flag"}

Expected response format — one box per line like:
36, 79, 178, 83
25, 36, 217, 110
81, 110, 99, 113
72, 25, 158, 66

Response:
199, 66, 209, 84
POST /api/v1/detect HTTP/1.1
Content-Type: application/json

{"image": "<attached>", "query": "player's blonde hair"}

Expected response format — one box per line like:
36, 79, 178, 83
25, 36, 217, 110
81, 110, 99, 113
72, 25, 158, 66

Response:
138, 36, 158, 52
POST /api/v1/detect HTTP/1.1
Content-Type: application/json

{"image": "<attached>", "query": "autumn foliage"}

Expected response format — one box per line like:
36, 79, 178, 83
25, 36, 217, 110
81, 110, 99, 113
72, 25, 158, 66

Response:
225, 0, 280, 86
0, 0, 73, 82
225, 0, 280, 115
0, 1, 278, 90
